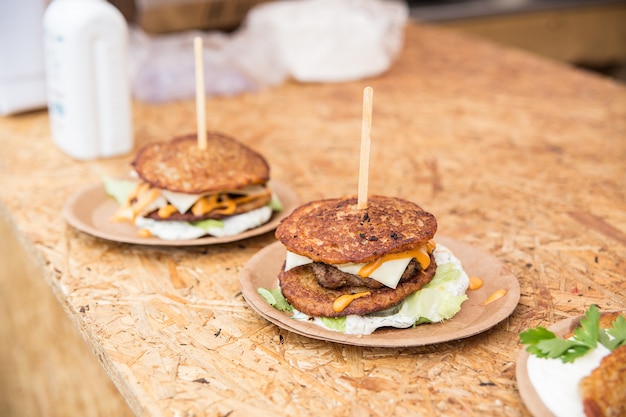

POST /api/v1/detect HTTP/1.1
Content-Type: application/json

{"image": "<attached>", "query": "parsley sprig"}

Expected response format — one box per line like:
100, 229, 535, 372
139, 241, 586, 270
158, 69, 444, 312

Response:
520, 305, 626, 363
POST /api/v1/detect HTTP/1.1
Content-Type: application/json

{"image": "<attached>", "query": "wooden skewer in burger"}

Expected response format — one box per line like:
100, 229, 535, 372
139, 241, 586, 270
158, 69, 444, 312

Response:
272, 87, 470, 335
107, 37, 279, 240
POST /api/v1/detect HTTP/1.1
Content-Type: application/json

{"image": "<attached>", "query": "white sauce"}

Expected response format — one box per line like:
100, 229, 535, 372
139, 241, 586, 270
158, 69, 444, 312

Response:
343, 311, 416, 334
134, 216, 208, 240
134, 206, 273, 240
527, 344, 610, 417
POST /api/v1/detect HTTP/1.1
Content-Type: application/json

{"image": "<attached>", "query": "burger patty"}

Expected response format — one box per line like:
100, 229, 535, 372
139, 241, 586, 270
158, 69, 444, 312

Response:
279, 253, 437, 317
312, 258, 422, 290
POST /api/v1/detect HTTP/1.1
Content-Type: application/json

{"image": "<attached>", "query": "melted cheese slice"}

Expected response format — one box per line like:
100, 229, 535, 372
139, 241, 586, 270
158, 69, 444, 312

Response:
284, 249, 424, 289
284, 252, 314, 270
160, 189, 201, 214
335, 258, 413, 289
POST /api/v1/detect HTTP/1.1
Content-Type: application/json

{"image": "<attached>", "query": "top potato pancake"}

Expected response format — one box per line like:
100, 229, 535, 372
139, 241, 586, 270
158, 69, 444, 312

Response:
275, 195, 437, 264
132, 133, 270, 194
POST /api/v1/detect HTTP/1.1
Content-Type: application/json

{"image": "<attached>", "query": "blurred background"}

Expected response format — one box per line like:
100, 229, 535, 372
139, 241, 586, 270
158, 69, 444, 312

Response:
1, 0, 624, 116
106, 0, 625, 80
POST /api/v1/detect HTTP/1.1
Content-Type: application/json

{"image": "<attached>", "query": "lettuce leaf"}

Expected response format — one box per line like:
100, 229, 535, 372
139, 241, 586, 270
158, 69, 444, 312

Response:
320, 316, 346, 333
398, 262, 468, 323
191, 218, 224, 230
399, 288, 468, 324
258, 287, 293, 312
103, 177, 137, 205
268, 193, 283, 212
429, 262, 461, 286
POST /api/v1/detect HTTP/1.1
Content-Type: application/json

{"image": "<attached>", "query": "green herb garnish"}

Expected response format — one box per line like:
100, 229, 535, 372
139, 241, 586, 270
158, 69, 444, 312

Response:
520, 305, 626, 363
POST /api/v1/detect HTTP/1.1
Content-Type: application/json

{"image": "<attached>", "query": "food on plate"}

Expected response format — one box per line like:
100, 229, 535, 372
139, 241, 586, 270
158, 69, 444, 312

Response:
579, 344, 626, 417
104, 133, 282, 240
259, 194, 471, 335
520, 305, 626, 417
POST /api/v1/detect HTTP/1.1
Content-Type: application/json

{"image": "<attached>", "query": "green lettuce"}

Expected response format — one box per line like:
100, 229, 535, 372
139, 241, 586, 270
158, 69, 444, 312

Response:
191, 218, 224, 230
103, 177, 137, 205
320, 316, 346, 333
268, 193, 283, 212
399, 288, 468, 324
258, 288, 293, 312
399, 263, 468, 324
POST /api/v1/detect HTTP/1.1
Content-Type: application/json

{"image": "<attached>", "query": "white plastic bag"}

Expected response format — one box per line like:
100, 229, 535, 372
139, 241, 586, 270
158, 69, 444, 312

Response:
129, 0, 408, 103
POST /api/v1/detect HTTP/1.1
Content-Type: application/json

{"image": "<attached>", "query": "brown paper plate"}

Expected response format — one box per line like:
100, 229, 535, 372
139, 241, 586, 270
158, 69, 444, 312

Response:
62, 180, 299, 246
240, 236, 520, 347
516, 311, 624, 417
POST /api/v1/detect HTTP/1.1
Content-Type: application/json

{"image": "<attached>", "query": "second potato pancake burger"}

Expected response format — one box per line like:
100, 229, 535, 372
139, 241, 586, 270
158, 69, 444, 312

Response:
107, 133, 281, 240
271, 195, 469, 334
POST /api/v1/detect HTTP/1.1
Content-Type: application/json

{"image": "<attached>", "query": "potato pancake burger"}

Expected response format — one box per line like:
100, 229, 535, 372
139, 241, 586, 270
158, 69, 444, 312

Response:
105, 132, 281, 240
266, 194, 469, 335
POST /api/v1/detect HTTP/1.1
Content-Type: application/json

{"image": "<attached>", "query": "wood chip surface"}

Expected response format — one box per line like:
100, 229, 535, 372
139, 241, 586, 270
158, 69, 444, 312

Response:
0, 22, 625, 417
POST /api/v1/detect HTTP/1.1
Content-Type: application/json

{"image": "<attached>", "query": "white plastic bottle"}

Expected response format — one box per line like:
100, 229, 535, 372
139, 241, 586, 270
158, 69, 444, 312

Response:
43, 0, 133, 160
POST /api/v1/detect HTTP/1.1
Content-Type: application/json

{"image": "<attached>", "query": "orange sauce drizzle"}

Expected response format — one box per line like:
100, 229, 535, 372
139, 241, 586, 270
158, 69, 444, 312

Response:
468, 276, 484, 291
481, 289, 507, 305
333, 291, 371, 313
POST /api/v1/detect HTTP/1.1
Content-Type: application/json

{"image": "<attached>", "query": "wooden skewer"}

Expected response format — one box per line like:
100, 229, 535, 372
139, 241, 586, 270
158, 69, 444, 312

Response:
194, 36, 207, 150
357, 86, 374, 210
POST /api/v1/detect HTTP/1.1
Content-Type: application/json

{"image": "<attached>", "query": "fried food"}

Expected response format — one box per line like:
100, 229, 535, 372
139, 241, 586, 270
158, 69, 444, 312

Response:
598, 311, 624, 330
580, 344, 626, 417
278, 253, 437, 317
275, 195, 437, 264
132, 133, 269, 194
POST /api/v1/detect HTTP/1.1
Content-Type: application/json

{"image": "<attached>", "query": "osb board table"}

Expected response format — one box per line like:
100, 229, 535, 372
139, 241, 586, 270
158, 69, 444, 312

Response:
1, 22, 625, 417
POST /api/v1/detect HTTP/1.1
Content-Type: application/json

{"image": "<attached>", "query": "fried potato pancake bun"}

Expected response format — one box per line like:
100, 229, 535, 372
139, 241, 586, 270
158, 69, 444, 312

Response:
275, 195, 437, 264
132, 133, 270, 194
580, 342, 626, 417
566, 311, 626, 417
278, 253, 437, 317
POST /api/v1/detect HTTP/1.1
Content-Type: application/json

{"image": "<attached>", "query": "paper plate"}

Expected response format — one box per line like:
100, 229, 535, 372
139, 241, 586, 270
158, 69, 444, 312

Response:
240, 236, 520, 347
62, 180, 299, 246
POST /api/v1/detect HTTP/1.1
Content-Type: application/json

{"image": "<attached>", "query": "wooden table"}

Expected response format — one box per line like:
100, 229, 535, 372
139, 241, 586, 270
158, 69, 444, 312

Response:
1, 22, 625, 417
